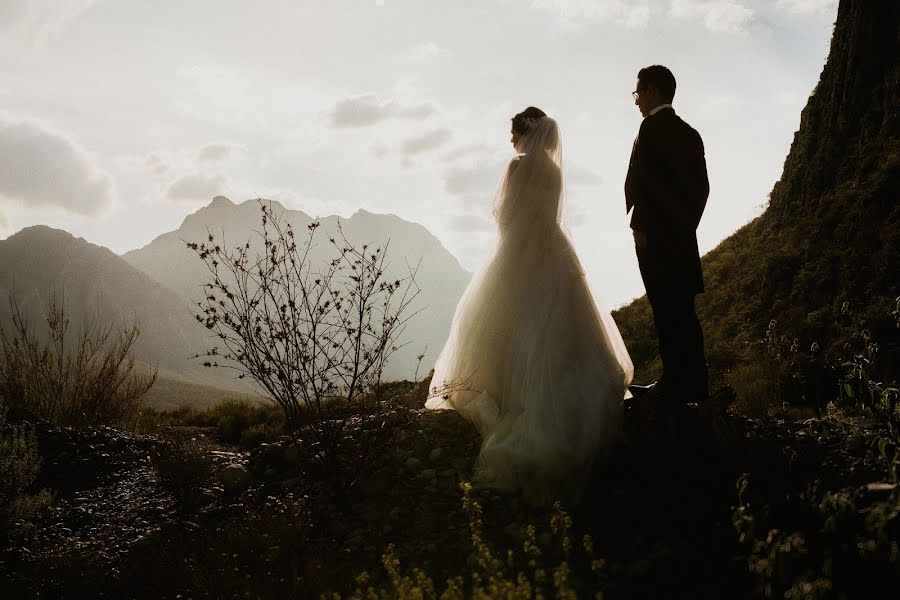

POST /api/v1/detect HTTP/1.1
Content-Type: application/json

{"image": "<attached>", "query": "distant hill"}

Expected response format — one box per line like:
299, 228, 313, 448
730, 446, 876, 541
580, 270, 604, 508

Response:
613, 0, 900, 384
0, 225, 250, 393
0, 199, 470, 395
123, 196, 471, 381
139, 367, 260, 411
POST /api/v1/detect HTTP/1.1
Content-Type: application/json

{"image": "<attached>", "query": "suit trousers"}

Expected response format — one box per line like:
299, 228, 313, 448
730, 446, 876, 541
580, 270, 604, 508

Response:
635, 242, 709, 403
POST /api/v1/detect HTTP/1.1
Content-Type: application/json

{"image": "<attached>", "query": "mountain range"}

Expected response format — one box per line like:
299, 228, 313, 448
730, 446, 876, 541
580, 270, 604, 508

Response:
0, 199, 472, 400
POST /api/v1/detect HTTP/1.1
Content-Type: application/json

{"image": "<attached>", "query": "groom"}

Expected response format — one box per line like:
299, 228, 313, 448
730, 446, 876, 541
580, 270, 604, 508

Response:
625, 65, 711, 416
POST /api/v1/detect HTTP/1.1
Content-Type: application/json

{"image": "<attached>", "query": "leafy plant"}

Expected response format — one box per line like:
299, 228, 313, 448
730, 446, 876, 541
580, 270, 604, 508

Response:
0, 403, 53, 534
336, 483, 609, 599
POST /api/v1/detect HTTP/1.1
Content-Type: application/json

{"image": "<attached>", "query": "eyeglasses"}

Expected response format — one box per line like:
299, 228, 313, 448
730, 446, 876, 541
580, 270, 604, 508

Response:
632, 87, 645, 101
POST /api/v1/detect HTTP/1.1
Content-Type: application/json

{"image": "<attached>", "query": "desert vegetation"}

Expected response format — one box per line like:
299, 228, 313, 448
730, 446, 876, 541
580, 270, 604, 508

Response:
0, 294, 157, 427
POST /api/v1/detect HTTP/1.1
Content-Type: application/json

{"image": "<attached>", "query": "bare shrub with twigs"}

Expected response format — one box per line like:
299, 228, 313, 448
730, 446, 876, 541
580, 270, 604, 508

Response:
0, 294, 157, 427
187, 200, 453, 494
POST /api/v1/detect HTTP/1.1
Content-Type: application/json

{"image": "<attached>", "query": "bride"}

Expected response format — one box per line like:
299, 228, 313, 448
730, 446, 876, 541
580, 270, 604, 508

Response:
426, 107, 634, 507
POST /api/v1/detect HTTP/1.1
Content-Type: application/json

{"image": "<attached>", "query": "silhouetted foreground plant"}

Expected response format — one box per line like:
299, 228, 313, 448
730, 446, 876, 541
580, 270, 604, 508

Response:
187, 199, 429, 495
119, 493, 311, 599
150, 437, 215, 512
0, 294, 157, 427
136, 399, 285, 448
733, 466, 898, 599
724, 298, 899, 421
0, 403, 52, 537
187, 199, 421, 420
729, 302, 900, 599
333, 482, 608, 599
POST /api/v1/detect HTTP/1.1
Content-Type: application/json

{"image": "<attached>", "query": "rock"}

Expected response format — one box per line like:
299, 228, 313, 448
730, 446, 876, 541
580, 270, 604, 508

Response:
864, 482, 897, 498
624, 558, 652, 579
405, 457, 422, 472
195, 491, 216, 510
569, 575, 586, 591
215, 464, 255, 495
283, 445, 301, 465
389, 506, 401, 521
420, 468, 437, 480
428, 447, 444, 462
4, 405, 43, 424
451, 457, 469, 472
128, 531, 160, 558
281, 477, 302, 492
361, 469, 392, 496
503, 523, 523, 540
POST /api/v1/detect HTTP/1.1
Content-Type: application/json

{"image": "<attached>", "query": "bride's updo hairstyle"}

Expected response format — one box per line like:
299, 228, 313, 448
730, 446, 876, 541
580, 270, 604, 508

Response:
511, 106, 547, 136
511, 106, 560, 155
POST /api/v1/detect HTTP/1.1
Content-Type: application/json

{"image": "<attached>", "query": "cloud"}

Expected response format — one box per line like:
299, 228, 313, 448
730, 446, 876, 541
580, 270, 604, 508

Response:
166, 173, 228, 201
668, 0, 755, 33
620, 4, 653, 28
0, 210, 7, 229
172, 66, 252, 125
330, 94, 436, 128
401, 128, 452, 155
0, 113, 114, 216
371, 143, 389, 159
531, 0, 655, 29
407, 42, 449, 62
454, 239, 496, 269
441, 143, 494, 163
197, 143, 240, 162
447, 213, 495, 233
444, 159, 506, 196
145, 152, 168, 175
0, 0, 99, 51
775, 0, 837, 15
566, 163, 604, 186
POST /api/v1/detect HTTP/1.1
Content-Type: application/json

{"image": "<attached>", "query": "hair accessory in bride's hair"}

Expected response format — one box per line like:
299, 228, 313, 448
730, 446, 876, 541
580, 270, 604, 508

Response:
512, 107, 547, 136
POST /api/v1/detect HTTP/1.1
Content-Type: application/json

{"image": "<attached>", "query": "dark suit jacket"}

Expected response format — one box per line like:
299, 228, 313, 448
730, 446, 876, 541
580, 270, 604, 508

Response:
625, 106, 709, 294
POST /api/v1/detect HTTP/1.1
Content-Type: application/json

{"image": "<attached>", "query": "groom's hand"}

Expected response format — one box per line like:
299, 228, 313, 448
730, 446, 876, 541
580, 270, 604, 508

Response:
632, 229, 647, 249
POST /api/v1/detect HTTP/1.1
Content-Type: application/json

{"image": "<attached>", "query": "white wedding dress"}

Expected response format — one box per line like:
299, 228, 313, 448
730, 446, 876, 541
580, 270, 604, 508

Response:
426, 116, 634, 507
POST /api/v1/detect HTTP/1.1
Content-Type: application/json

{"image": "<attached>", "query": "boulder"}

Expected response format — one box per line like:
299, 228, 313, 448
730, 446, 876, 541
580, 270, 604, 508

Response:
215, 464, 254, 495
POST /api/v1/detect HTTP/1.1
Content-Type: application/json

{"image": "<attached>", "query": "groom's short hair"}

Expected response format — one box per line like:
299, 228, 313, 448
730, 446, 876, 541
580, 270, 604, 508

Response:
637, 65, 676, 102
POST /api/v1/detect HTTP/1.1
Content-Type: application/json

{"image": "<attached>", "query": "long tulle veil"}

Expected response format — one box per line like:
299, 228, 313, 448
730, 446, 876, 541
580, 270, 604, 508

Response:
488, 116, 633, 386
491, 116, 571, 241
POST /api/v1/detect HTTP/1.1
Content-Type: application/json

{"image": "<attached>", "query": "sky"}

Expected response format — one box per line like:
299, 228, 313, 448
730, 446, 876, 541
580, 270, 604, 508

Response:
0, 0, 838, 309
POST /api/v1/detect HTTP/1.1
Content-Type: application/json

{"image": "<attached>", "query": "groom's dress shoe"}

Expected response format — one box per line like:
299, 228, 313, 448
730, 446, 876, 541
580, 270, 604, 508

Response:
697, 385, 736, 418
627, 383, 657, 399
624, 383, 656, 419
